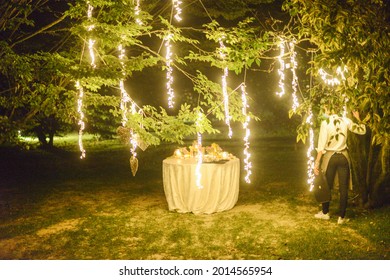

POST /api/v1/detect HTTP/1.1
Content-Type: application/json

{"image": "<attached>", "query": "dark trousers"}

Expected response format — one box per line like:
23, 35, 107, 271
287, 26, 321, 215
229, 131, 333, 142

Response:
322, 153, 350, 218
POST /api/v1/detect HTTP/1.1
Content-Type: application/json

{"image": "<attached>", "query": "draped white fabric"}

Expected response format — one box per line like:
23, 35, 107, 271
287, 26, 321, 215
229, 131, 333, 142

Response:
162, 157, 240, 214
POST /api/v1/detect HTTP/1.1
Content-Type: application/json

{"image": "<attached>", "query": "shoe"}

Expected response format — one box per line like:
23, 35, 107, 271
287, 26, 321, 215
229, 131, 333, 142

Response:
337, 217, 349, 225
314, 211, 330, 220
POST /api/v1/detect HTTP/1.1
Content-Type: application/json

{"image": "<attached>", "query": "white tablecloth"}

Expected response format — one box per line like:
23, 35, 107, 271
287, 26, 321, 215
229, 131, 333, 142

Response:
162, 157, 240, 214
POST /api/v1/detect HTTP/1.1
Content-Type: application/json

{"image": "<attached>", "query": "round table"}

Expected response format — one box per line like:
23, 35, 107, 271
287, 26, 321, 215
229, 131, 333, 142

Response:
162, 157, 240, 214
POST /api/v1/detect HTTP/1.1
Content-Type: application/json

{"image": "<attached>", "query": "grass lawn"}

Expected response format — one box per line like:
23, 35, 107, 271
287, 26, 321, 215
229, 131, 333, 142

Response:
0, 135, 389, 260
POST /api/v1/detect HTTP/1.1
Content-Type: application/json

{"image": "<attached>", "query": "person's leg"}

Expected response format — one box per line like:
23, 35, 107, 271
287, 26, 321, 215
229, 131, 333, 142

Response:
323, 155, 337, 214
337, 155, 350, 218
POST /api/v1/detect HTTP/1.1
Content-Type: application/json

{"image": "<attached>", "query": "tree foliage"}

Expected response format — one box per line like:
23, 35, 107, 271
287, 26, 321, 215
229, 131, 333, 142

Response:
282, 0, 390, 207
0, 0, 388, 206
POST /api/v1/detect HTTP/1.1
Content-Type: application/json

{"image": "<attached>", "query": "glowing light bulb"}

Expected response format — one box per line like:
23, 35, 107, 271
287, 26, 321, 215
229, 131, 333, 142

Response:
173, 0, 182, 22
165, 33, 175, 108
75, 81, 86, 159
276, 39, 285, 97
289, 41, 299, 112
241, 83, 252, 183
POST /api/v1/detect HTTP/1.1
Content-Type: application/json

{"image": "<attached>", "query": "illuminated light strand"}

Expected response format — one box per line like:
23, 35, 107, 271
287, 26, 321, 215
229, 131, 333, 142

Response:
88, 39, 96, 69
172, 0, 182, 22
306, 110, 315, 191
289, 41, 299, 112
134, 0, 143, 25
195, 112, 203, 189
165, 33, 175, 108
86, 3, 96, 68
318, 68, 340, 86
336, 65, 348, 81
76, 81, 86, 159
276, 39, 285, 97
75, 2, 95, 159
118, 44, 138, 158
118, 44, 130, 126
219, 38, 232, 138
241, 83, 252, 183
319, 66, 349, 116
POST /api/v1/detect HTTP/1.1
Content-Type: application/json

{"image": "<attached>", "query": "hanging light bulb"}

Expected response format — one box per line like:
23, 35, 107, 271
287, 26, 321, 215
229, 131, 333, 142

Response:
241, 83, 252, 183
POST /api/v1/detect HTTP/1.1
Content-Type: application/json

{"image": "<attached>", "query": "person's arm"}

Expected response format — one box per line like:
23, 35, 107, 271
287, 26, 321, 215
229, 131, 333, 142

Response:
314, 151, 324, 175
347, 111, 366, 135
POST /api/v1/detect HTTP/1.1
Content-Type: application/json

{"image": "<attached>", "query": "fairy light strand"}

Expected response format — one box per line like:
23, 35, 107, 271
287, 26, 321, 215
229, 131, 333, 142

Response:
173, 0, 182, 22
165, 33, 175, 108
319, 66, 348, 116
306, 109, 315, 191
241, 83, 252, 183
289, 41, 299, 112
87, 3, 96, 68
219, 38, 232, 138
76, 81, 86, 159
276, 39, 285, 97
76, 2, 95, 159
118, 44, 138, 158
134, 0, 143, 25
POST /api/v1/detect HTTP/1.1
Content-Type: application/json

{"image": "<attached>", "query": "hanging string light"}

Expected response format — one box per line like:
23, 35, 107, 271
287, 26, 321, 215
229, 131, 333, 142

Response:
289, 41, 299, 112
318, 68, 340, 86
118, 44, 131, 126
241, 83, 252, 183
75, 1, 95, 159
165, 33, 175, 108
219, 38, 232, 138
118, 44, 139, 173
336, 65, 348, 81
75, 81, 86, 159
87, 2, 96, 68
276, 39, 285, 97
319, 66, 348, 116
172, 0, 182, 22
195, 111, 203, 189
306, 109, 315, 191
134, 0, 143, 25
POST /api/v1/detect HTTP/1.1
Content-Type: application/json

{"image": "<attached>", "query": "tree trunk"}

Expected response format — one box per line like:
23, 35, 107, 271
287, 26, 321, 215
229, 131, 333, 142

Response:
368, 139, 390, 208
348, 132, 368, 206
35, 127, 48, 148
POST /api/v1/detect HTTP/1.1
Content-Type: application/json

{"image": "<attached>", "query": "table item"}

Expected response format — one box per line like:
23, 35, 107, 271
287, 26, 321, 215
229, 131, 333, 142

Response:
162, 157, 240, 214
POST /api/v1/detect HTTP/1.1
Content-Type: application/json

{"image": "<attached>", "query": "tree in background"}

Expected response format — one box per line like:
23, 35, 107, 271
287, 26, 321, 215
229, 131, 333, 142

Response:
0, 0, 388, 207
283, 0, 389, 207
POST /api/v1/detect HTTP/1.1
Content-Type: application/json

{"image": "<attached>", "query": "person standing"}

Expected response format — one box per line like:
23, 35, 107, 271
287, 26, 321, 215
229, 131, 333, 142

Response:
314, 106, 366, 224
